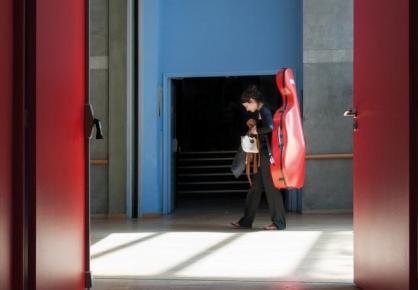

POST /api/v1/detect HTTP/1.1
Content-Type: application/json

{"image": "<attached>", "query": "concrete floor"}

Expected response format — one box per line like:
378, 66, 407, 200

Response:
91, 208, 358, 290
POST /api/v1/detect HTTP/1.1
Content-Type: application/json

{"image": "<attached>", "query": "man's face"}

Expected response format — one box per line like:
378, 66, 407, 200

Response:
242, 99, 258, 112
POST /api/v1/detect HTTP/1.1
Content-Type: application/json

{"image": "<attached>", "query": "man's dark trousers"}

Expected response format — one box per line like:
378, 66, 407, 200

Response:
238, 151, 287, 229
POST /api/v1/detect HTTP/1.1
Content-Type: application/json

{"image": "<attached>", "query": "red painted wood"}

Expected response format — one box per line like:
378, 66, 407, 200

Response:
34, 1, 86, 289
354, 0, 416, 289
0, 1, 14, 289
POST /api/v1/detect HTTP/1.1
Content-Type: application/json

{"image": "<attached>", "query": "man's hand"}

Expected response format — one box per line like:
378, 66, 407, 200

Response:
283, 87, 291, 96
250, 126, 258, 135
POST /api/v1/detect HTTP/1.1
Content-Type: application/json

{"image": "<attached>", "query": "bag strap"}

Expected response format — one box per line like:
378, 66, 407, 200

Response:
246, 153, 252, 186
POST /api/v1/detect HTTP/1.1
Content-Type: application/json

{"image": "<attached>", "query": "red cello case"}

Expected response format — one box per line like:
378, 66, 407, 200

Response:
270, 68, 306, 189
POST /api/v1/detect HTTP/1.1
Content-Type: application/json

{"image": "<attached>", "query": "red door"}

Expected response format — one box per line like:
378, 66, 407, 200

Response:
0, 0, 14, 289
31, 1, 88, 289
353, 0, 417, 289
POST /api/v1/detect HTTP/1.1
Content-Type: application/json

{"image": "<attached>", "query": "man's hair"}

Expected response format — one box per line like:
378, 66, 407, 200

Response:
240, 85, 262, 103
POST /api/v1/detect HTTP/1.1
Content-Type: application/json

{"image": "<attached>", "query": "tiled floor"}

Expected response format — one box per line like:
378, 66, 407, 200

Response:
91, 208, 358, 290
93, 279, 359, 290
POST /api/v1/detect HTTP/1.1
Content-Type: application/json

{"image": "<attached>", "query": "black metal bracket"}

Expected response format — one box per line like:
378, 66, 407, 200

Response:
84, 271, 93, 289
85, 104, 103, 140
93, 118, 104, 139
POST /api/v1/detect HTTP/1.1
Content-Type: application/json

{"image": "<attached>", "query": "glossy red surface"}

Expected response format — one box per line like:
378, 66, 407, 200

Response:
0, 0, 14, 289
34, 1, 86, 289
353, 0, 416, 289
270, 68, 306, 189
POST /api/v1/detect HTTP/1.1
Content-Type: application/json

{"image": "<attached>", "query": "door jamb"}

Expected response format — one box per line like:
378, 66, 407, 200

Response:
84, 0, 92, 288
161, 70, 283, 215
409, 0, 418, 286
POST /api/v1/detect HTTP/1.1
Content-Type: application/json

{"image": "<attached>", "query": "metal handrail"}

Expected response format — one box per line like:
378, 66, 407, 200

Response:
90, 153, 353, 165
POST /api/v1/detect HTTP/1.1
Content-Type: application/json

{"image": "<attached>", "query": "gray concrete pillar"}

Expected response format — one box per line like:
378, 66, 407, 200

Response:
90, 0, 109, 215
302, 0, 354, 213
108, 0, 130, 216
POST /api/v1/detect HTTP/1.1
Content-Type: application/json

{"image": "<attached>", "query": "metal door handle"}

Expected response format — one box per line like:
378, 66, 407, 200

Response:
344, 109, 358, 130
344, 109, 357, 118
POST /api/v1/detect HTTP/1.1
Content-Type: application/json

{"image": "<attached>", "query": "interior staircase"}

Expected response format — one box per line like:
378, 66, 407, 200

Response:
176, 151, 250, 199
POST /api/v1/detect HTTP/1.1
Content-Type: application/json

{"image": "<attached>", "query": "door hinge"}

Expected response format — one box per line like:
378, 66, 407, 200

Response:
85, 271, 93, 289
85, 104, 94, 139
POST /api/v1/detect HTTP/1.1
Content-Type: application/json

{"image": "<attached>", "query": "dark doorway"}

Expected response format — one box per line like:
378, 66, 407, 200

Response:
172, 75, 283, 210
173, 75, 281, 152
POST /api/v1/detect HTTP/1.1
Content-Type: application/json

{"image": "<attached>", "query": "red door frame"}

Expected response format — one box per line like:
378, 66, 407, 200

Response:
353, 0, 418, 289
3, 1, 418, 289
12, 0, 27, 289
0, 0, 36, 288
26, 0, 91, 289
84, 0, 93, 287
411, 0, 418, 287
0, 1, 17, 289
6, 1, 91, 289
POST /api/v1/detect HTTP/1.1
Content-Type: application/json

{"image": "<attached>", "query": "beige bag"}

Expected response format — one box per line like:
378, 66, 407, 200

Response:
241, 135, 259, 153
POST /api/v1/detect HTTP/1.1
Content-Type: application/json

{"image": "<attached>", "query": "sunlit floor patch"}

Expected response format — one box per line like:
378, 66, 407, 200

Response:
91, 213, 353, 283
91, 232, 238, 276
174, 231, 322, 279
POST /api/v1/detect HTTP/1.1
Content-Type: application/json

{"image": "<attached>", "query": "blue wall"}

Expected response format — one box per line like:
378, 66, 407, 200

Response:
140, 0, 161, 214
140, 0, 303, 215
161, 0, 302, 75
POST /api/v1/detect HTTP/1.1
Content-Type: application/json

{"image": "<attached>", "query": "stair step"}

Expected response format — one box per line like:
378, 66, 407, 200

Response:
177, 189, 248, 195
178, 173, 238, 177
177, 175, 247, 183
178, 157, 234, 162
178, 151, 237, 155
177, 181, 248, 186
178, 165, 231, 169
176, 151, 248, 198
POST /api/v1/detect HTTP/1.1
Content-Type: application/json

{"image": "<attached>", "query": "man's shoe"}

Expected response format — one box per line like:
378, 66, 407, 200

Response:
230, 221, 251, 229
263, 223, 285, 230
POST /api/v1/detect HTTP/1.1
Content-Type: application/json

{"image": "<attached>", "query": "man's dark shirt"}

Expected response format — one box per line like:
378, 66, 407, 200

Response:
255, 105, 274, 157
